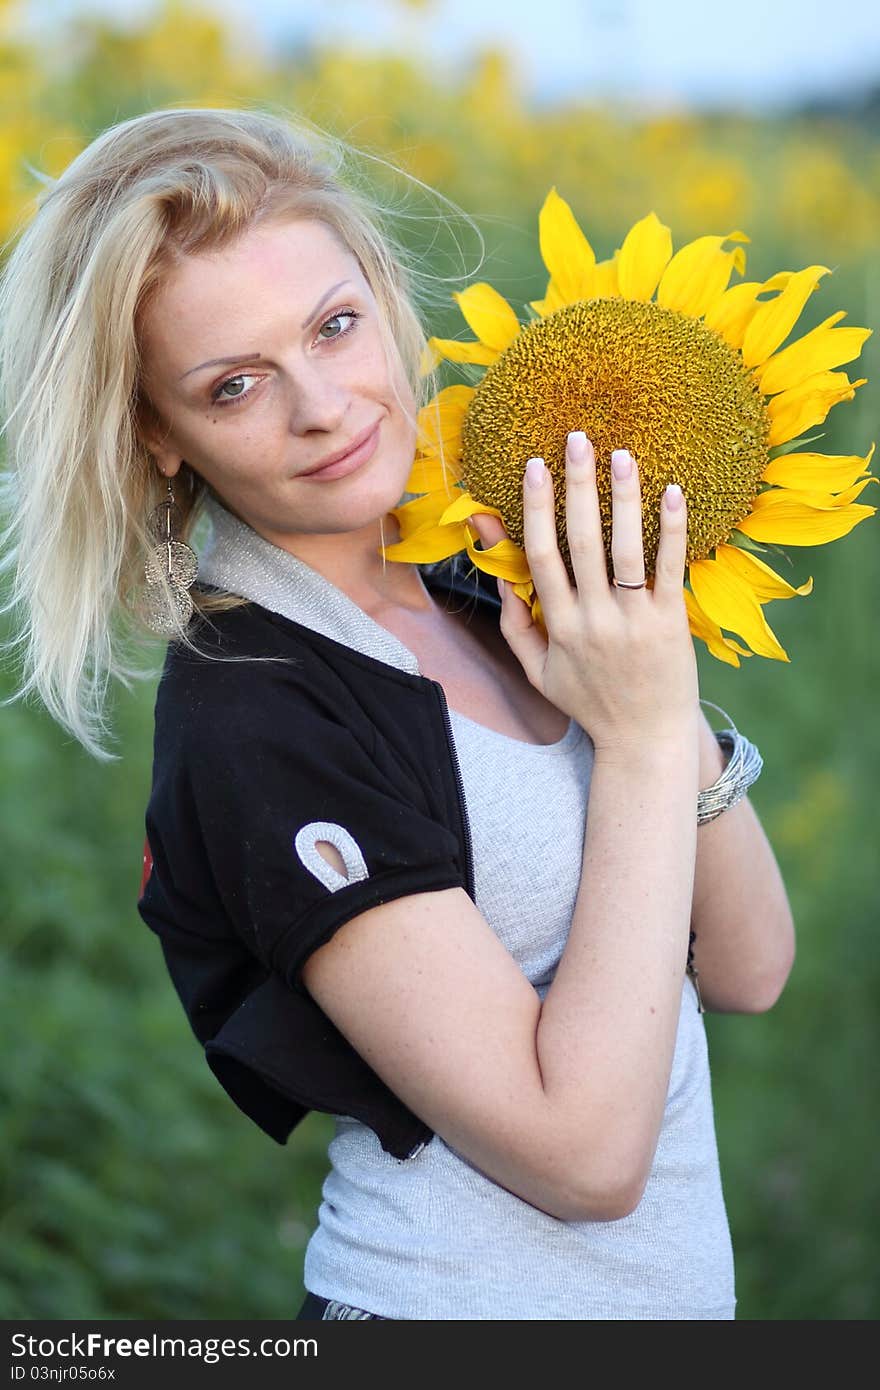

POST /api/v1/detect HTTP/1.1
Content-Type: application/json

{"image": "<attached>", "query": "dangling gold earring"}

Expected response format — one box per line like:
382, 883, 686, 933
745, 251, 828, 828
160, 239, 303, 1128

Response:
142, 474, 199, 636
379, 514, 387, 577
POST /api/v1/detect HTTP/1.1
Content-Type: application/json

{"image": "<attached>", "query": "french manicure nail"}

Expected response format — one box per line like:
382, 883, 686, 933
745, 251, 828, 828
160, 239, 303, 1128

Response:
665, 483, 683, 511
567, 431, 588, 461
525, 457, 545, 489
611, 449, 632, 480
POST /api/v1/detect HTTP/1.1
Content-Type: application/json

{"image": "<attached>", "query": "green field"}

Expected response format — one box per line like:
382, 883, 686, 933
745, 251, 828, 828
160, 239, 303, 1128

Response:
1, 0, 878, 1322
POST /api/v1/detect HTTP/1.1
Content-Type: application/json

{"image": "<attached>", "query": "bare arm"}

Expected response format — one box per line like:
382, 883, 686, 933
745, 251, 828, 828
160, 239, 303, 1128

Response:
303, 437, 700, 1223
689, 709, 796, 1013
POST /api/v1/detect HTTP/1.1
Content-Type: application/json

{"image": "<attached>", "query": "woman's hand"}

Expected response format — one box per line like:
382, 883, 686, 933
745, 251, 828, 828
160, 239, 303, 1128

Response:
469, 432, 699, 756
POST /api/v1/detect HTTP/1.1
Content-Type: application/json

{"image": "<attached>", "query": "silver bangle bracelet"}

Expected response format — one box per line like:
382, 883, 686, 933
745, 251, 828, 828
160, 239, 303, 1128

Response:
696, 699, 763, 826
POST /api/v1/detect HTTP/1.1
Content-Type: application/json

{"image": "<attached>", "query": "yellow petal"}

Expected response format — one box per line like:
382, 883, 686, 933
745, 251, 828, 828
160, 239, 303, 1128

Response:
826, 476, 879, 506
419, 341, 443, 376
761, 442, 876, 492
703, 281, 765, 348
529, 277, 569, 317
416, 384, 472, 459
590, 255, 620, 298
714, 544, 813, 601
683, 587, 752, 667
656, 231, 749, 318
705, 269, 800, 350
404, 452, 462, 495
381, 519, 470, 563
767, 370, 865, 447
452, 283, 521, 353
390, 489, 456, 540
758, 315, 871, 396
537, 187, 597, 303
688, 553, 790, 661
616, 213, 673, 302
463, 536, 532, 584
737, 494, 877, 545
438, 490, 504, 526
425, 335, 499, 367
741, 264, 831, 369
753, 476, 878, 510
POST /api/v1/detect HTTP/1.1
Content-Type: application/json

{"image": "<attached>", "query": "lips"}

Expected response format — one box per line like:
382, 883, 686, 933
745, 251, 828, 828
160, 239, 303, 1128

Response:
303, 420, 383, 476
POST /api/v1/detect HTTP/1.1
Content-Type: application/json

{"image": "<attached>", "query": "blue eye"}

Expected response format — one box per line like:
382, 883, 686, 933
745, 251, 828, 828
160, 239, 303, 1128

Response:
317, 309, 361, 341
210, 374, 261, 408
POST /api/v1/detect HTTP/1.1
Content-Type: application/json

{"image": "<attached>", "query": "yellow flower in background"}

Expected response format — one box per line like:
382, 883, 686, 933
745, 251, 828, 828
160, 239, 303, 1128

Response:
381, 188, 876, 665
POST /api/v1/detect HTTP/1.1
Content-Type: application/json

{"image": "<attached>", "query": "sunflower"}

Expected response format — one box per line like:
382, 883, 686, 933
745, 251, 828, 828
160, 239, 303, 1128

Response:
381, 189, 876, 665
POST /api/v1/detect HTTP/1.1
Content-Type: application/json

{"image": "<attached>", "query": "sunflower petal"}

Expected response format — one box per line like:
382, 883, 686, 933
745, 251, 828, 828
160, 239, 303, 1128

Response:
425, 335, 499, 367
389, 488, 458, 540
758, 315, 871, 396
381, 520, 470, 563
656, 231, 749, 318
420, 341, 443, 376
761, 442, 876, 492
529, 277, 569, 317
616, 213, 673, 302
688, 553, 790, 661
404, 452, 462, 495
740, 264, 831, 368
416, 384, 472, 459
452, 283, 521, 353
438, 491, 504, 526
754, 477, 878, 510
713, 544, 813, 601
590, 255, 620, 298
767, 370, 865, 447
463, 536, 532, 584
683, 587, 751, 667
537, 188, 597, 303
737, 493, 877, 544
702, 281, 765, 348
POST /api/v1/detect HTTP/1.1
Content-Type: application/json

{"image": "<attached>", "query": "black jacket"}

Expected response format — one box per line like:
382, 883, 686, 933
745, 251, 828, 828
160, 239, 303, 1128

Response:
137, 559, 501, 1160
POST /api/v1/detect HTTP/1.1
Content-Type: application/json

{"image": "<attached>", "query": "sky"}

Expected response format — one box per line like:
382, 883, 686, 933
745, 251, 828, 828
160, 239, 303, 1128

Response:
22, 0, 880, 111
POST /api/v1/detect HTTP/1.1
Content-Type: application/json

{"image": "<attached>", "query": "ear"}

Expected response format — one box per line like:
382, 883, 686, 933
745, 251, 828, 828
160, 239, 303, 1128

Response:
134, 395, 182, 479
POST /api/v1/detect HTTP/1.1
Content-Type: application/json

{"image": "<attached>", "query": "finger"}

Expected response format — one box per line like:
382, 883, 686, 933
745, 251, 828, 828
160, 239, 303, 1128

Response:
495, 578, 552, 690
651, 482, 688, 606
470, 510, 508, 549
563, 432, 610, 603
609, 448, 647, 595
521, 456, 575, 638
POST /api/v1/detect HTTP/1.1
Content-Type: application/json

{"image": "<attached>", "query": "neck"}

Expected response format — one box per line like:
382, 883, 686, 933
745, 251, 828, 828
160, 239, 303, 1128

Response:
251, 509, 434, 617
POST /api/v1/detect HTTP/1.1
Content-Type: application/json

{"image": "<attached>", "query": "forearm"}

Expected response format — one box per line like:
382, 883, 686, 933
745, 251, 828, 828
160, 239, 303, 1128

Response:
689, 711, 796, 1013
536, 718, 700, 1205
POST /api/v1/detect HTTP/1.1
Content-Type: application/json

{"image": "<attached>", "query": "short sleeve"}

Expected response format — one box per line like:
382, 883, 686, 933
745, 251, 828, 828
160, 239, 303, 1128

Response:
174, 687, 465, 993
137, 641, 464, 1156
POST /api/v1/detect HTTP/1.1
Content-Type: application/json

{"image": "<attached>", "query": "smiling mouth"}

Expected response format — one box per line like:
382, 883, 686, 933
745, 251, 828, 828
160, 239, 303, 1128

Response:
304, 420, 383, 476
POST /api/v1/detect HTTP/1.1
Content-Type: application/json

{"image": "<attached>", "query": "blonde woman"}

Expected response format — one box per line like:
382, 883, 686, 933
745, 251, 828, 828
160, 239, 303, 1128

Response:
0, 107, 795, 1321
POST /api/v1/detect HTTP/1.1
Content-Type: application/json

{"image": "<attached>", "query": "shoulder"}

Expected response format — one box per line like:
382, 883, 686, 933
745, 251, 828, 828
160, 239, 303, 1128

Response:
156, 594, 329, 718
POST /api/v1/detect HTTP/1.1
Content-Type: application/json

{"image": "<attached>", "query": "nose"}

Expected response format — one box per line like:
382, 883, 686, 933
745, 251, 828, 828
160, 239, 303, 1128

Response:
286, 360, 350, 436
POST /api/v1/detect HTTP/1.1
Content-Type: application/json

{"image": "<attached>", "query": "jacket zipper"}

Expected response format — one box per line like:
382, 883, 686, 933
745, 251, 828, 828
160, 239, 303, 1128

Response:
431, 680, 476, 902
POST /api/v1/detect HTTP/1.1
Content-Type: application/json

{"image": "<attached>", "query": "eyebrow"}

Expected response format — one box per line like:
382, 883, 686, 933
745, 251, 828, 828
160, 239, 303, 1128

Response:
177, 279, 353, 380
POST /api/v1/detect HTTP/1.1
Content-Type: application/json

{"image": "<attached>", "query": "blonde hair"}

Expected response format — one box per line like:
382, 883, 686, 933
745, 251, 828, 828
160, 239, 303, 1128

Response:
0, 105, 479, 760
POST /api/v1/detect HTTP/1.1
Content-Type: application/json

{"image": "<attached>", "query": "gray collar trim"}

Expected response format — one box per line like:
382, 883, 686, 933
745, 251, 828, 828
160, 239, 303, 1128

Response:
196, 492, 422, 677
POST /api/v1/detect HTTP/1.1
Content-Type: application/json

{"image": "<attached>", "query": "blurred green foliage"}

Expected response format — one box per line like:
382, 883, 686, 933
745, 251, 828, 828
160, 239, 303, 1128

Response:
1, 0, 878, 1323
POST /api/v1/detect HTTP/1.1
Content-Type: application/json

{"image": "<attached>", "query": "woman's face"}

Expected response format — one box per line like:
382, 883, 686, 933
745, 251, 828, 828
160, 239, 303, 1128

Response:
136, 216, 418, 550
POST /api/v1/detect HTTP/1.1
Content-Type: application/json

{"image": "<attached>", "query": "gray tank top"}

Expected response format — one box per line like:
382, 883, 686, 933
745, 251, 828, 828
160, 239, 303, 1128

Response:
303, 710, 736, 1320
197, 496, 736, 1321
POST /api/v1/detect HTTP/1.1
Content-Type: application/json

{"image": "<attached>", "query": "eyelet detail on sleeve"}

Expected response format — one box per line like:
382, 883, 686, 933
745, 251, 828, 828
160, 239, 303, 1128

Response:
293, 820, 370, 893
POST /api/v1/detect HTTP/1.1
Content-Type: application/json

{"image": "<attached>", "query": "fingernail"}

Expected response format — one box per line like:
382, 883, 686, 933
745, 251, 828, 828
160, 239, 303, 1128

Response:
496, 576, 506, 598
665, 483, 683, 511
525, 457, 545, 489
611, 449, 632, 481
567, 431, 588, 461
